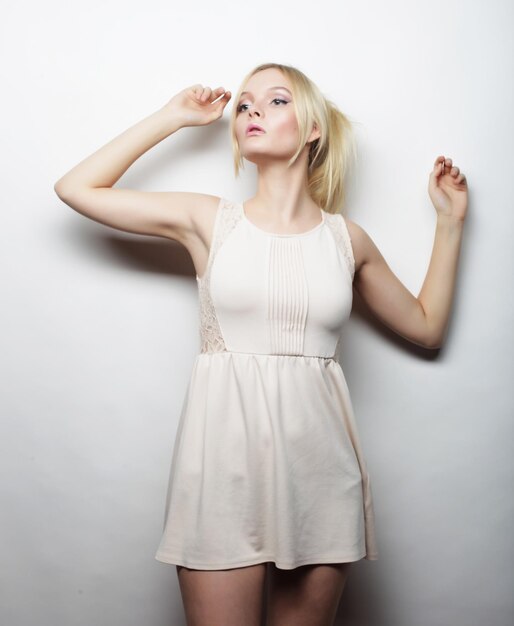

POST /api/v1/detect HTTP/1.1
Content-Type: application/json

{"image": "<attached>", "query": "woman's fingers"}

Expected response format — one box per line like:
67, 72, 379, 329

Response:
433, 156, 444, 177
217, 89, 231, 104
432, 155, 467, 186
209, 86, 228, 104
433, 156, 445, 177
434, 155, 461, 177
191, 84, 204, 99
190, 85, 210, 102
200, 87, 212, 102
444, 159, 451, 175
194, 85, 231, 105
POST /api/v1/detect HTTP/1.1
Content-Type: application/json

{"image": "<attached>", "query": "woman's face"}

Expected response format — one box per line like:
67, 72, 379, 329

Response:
235, 68, 302, 166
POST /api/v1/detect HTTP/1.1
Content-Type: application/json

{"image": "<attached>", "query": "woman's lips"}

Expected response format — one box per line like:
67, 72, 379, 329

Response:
246, 123, 265, 135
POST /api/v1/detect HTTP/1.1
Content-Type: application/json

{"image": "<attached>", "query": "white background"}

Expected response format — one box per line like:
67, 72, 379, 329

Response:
1, 0, 513, 624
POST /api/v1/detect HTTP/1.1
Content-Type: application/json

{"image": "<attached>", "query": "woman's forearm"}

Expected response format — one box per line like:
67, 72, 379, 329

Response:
54, 109, 183, 194
418, 215, 465, 347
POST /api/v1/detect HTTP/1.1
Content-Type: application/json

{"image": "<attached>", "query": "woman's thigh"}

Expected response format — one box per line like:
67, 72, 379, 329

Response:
176, 562, 268, 626
265, 562, 353, 626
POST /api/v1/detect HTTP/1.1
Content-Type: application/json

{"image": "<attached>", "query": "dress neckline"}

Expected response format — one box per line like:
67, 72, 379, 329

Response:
240, 201, 325, 238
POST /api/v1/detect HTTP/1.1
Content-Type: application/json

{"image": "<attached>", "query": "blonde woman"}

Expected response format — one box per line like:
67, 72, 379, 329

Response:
54, 62, 468, 626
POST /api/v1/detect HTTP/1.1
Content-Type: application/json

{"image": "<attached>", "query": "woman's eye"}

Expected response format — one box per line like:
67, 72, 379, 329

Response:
237, 98, 288, 113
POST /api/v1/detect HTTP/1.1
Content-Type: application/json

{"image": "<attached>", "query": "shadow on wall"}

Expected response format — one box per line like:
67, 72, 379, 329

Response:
63, 217, 197, 279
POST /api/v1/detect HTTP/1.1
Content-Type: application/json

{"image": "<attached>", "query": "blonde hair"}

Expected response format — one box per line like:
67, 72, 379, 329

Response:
229, 62, 357, 216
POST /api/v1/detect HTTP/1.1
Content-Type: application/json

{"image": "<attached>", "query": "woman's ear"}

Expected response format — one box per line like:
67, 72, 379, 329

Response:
308, 122, 321, 143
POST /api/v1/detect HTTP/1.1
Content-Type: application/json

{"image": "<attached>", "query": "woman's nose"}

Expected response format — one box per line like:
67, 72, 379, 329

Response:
245, 101, 260, 115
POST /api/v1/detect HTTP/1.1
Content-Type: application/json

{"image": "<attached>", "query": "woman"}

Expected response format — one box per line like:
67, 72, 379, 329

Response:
54, 62, 468, 626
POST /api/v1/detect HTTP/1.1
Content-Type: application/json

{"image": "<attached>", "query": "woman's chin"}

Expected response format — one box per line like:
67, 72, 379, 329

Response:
242, 150, 295, 166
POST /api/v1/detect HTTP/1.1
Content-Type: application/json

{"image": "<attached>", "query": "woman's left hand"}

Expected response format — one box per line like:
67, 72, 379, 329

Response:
428, 155, 468, 221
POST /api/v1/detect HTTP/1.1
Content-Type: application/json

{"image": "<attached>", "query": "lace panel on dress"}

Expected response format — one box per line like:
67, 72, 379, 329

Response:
325, 212, 355, 281
325, 212, 356, 363
197, 198, 242, 353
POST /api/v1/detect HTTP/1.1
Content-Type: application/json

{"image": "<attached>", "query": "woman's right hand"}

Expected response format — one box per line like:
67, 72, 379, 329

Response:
161, 84, 232, 128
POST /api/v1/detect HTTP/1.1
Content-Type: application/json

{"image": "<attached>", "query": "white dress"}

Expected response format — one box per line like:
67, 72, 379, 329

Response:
154, 196, 379, 570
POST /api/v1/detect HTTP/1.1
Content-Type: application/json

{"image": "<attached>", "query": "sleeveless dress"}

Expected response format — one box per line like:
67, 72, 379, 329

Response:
154, 196, 379, 570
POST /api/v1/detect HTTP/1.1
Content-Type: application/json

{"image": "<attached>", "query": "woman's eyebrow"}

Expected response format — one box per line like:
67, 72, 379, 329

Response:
240, 86, 292, 97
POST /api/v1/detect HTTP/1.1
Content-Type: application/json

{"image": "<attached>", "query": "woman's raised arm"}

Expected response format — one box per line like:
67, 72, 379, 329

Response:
54, 84, 231, 243
349, 155, 468, 350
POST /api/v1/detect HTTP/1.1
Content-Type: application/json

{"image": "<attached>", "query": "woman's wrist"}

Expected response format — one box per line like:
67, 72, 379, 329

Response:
154, 105, 188, 135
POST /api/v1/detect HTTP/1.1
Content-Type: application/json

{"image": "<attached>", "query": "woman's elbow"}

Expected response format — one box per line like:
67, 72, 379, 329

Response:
54, 179, 70, 199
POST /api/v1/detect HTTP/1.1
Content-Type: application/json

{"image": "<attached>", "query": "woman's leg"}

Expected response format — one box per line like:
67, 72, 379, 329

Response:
176, 562, 268, 626
265, 562, 353, 626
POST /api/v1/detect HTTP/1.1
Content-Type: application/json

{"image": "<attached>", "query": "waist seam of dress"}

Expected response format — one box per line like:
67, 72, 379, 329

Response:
197, 349, 337, 361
